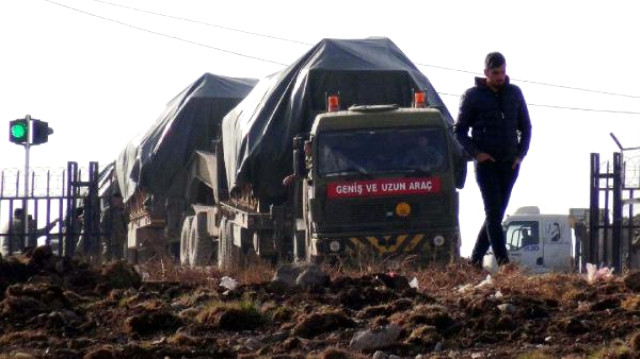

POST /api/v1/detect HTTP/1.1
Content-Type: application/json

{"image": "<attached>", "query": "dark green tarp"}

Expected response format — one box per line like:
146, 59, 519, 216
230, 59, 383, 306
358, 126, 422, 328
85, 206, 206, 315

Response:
115, 73, 257, 202
222, 37, 455, 204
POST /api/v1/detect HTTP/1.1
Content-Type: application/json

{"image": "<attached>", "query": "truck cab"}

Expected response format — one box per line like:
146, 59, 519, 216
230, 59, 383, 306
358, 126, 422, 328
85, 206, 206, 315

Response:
484, 206, 576, 273
296, 100, 464, 263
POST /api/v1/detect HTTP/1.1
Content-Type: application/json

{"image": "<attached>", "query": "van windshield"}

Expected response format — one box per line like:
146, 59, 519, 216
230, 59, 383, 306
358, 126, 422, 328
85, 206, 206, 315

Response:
317, 127, 448, 176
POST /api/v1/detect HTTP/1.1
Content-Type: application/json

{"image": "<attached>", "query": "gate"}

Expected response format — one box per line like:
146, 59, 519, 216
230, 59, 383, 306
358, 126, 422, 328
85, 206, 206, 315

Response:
588, 142, 640, 273
0, 162, 104, 259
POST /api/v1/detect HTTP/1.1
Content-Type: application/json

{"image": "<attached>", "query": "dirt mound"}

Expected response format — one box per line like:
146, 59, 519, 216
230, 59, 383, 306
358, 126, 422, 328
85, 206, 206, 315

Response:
99, 261, 142, 290
1, 256, 640, 358
293, 311, 356, 338
196, 300, 266, 331
624, 271, 640, 292
123, 310, 182, 335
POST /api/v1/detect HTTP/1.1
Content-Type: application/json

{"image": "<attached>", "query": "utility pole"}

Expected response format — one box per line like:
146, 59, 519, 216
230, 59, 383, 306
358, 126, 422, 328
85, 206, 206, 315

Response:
23, 115, 31, 244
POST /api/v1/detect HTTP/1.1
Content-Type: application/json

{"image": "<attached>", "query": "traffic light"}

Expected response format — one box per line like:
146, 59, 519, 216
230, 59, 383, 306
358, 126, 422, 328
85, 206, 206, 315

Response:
32, 119, 53, 145
9, 119, 28, 144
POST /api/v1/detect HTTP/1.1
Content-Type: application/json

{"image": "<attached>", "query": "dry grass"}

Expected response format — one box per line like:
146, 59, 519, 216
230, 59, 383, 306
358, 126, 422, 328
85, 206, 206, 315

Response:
229, 255, 275, 285
135, 254, 274, 287
621, 295, 640, 311
136, 255, 221, 288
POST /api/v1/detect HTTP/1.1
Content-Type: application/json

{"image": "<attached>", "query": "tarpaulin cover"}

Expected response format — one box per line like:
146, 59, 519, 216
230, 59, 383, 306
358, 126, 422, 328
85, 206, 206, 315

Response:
116, 73, 257, 202
222, 37, 454, 203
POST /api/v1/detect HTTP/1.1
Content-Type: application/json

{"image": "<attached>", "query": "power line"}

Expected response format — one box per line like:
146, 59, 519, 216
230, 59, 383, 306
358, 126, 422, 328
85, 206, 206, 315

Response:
84, 0, 313, 46
40, 0, 640, 116
437, 92, 640, 115
41, 0, 288, 66
81, 0, 640, 99
420, 64, 640, 99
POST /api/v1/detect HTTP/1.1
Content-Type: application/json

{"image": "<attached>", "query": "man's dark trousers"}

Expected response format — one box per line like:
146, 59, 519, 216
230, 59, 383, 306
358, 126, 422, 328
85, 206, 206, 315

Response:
471, 160, 520, 265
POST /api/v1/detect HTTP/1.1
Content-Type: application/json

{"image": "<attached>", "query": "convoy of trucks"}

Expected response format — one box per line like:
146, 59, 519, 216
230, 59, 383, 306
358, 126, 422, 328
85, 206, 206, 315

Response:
114, 37, 466, 268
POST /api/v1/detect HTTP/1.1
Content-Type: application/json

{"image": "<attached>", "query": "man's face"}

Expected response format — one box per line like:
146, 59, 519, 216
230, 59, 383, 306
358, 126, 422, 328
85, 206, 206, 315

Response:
484, 64, 507, 89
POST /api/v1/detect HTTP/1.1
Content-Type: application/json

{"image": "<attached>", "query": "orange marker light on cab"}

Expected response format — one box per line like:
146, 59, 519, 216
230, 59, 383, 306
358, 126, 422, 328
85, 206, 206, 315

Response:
414, 91, 426, 108
327, 95, 340, 112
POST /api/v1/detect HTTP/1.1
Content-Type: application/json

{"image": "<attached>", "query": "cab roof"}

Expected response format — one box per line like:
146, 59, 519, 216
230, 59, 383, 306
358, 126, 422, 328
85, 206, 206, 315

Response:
311, 107, 449, 134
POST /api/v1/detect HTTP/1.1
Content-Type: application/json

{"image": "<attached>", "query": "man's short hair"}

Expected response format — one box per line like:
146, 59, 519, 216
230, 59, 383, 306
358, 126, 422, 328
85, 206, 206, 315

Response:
485, 52, 506, 69
14, 208, 24, 217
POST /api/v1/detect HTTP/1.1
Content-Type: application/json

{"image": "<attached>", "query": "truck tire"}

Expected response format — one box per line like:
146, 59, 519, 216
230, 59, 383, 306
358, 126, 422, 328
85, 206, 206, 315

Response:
218, 218, 230, 270
293, 228, 306, 263
218, 218, 243, 271
189, 212, 214, 267
180, 216, 194, 266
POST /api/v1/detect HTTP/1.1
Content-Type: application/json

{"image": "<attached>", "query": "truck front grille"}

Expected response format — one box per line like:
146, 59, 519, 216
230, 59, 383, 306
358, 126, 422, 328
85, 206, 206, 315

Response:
325, 196, 447, 225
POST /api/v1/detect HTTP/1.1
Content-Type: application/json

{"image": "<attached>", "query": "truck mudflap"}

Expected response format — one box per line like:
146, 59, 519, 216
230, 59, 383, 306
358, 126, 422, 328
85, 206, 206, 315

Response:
312, 232, 459, 263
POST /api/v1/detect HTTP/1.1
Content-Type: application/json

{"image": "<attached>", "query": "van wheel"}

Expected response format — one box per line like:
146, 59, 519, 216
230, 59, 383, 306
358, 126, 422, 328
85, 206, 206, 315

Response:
189, 212, 214, 267
180, 216, 194, 266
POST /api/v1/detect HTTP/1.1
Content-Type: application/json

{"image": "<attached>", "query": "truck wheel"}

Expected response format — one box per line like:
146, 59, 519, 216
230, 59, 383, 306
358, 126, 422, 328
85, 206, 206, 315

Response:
218, 218, 243, 271
180, 216, 194, 266
293, 228, 306, 263
190, 212, 214, 267
218, 218, 234, 270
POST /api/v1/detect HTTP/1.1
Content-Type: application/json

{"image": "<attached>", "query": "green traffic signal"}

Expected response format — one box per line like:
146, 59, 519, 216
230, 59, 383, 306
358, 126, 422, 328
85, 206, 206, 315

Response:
11, 122, 26, 139
9, 119, 29, 144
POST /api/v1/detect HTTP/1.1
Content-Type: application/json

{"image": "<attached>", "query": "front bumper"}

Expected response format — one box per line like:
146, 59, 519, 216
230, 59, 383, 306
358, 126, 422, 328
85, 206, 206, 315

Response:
311, 231, 460, 263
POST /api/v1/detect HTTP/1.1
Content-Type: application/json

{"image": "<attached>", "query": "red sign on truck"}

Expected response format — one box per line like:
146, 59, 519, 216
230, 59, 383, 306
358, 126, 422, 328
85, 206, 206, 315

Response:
327, 177, 441, 198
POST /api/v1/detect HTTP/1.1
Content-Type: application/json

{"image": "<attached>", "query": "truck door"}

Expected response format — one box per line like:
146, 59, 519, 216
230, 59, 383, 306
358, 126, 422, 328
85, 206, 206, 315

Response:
541, 217, 573, 271
504, 220, 543, 270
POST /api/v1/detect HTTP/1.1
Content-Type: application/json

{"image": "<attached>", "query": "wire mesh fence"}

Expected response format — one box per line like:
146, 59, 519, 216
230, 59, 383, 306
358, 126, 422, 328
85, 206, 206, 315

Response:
623, 148, 640, 190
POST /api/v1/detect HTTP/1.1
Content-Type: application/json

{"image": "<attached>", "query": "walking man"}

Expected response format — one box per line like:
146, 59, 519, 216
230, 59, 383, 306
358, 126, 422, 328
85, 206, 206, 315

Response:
454, 52, 532, 267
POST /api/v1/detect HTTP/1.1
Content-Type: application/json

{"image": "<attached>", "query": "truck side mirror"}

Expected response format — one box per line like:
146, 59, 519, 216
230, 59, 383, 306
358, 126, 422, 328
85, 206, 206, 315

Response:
292, 135, 306, 177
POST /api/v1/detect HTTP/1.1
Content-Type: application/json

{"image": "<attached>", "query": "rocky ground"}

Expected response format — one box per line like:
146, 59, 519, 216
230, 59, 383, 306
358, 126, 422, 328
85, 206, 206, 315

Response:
1, 246, 640, 359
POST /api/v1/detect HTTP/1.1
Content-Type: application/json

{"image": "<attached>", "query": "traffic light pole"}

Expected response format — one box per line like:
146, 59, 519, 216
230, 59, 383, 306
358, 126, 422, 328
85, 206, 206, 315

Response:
9, 113, 53, 248
23, 115, 31, 246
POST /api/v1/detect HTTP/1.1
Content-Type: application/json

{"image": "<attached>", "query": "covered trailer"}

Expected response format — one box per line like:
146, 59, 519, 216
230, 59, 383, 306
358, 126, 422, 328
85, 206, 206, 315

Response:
114, 73, 257, 261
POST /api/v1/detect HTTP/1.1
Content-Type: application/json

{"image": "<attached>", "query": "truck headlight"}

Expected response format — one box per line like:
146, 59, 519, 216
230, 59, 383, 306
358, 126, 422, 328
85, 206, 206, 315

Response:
433, 235, 445, 246
330, 240, 341, 252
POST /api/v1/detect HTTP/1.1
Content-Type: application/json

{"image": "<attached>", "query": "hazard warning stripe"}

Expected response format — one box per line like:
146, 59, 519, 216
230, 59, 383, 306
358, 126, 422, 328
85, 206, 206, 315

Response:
345, 234, 432, 255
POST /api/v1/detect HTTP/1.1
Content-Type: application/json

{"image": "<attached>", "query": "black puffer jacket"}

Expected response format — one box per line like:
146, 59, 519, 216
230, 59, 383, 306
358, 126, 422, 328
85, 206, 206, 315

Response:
454, 77, 531, 161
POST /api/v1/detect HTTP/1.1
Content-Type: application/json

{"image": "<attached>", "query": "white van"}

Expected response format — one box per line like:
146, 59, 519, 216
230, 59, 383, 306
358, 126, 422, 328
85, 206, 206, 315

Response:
484, 206, 577, 273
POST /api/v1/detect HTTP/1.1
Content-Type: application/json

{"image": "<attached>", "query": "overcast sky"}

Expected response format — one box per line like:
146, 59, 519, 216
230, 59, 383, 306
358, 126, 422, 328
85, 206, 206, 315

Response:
1, 0, 639, 256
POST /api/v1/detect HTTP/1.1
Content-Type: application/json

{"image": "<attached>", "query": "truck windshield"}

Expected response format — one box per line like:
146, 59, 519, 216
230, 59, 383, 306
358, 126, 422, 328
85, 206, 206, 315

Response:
317, 128, 448, 176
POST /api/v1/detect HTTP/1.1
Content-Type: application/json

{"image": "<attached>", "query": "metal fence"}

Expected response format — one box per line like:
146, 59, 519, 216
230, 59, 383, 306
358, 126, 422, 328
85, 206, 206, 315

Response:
0, 162, 103, 258
589, 153, 640, 273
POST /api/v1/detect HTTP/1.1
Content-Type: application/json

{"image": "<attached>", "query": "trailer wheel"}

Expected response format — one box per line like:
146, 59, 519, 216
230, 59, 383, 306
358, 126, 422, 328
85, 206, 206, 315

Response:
218, 218, 243, 271
180, 216, 194, 266
218, 218, 234, 270
189, 212, 214, 267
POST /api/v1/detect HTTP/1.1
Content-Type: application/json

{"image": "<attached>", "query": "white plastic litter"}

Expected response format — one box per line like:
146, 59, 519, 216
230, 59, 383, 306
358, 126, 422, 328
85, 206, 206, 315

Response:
220, 276, 238, 290
586, 263, 614, 284
475, 274, 493, 288
494, 290, 504, 299
409, 277, 420, 289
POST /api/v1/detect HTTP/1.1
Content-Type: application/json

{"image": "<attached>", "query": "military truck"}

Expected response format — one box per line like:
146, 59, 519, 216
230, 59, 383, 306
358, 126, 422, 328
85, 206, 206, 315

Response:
178, 37, 467, 268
